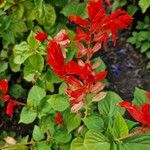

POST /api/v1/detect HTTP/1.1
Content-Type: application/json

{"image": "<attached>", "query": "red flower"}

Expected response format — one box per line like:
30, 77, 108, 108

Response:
35, 32, 48, 42
55, 112, 63, 125
119, 101, 150, 126
146, 92, 150, 100
0, 80, 16, 117
6, 101, 16, 117
0, 80, 8, 95
69, 0, 132, 46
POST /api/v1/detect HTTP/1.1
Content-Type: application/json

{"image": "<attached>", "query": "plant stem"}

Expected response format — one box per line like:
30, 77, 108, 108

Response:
116, 127, 150, 141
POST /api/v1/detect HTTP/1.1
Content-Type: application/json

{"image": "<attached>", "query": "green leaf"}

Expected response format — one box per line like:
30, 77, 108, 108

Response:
64, 112, 81, 133
9, 84, 26, 99
98, 91, 124, 117
24, 53, 44, 81
84, 130, 110, 150
146, 61, 150, 69
54, 129, 72, 143
140, 42, 150, 53
27, 31, 39, 49
19, 107, 37, 124
48, 94, 69, 112
113, 112, 128, 138
27, 85, 46, 107
61, 2, 87, 18
36, 3, 56, 27
133, 87, 147, 106
33, 125, 44, 141
33, 143, 51, 150
39, 116, 55, 135
13, 42, 33, 65
139, 0, 150, 13
71, 137, 86, 150
83, 115, 104, 132
127, 5, 138, 16
0, 61, 8, 73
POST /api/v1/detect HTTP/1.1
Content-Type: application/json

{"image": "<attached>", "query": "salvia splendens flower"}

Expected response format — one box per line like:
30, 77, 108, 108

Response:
0, 80, 16, 117
119, 93, 150, 127
55, 112, 63, 125
35, 32, 48, 42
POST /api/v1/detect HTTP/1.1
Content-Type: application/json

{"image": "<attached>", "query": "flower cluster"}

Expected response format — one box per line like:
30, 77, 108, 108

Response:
35, 0, 132, 113
0, 80, 16, 117
119, 92, 150, 127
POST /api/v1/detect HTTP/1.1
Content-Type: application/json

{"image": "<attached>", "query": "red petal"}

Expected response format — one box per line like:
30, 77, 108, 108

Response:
35, 32, 47, 42
88, 0, 103, 20
77, 42, 87, 58
0, 80, 8, 94
55, 112, 63, 125
69, 16, 90, 27
6, 101, 15, 117
65, 76, 83, 87
94, 71, 107, 81
146, 92, 150, 100
47, 41, 65, 71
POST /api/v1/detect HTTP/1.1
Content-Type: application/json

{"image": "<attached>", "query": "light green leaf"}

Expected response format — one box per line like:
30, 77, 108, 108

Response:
27, 85, 46, 107
48, 94, 69, 112
27, 31, 39, 49
113, 112, 128, 138
98, 91, 124, 117
23, 53, 44, 81
71, 137, 86, 150
84, 130, 110, 150
33, 125, 44, 141
133, 87, 147, 106
36, 3, 56, 27
83, 115, 104, 132
61, 2, 87, 18
0, 61, 8, 73
64, 112, 81, 133
33, 143, 51, 150
139, 0, 150, 13
19, 107, 37, 124
54, 130, 72, 143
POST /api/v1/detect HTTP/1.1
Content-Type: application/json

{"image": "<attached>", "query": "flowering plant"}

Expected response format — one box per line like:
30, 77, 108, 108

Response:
1, 0, 150, 150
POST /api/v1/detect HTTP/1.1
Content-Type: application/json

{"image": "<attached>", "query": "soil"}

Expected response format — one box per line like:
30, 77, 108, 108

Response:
100, 32, 150, 100
1, 32, 150, 137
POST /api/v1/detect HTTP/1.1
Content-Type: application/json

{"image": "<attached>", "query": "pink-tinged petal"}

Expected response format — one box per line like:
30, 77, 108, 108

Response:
90, 82, 105, 93
74, 27, 90, 42
92, 92, 107, 102
105, 0, 112, 7
92, 60, 101, 69
55, 112, 63, 125
91, 43, 102, 53
6, 101, 15, 117
88, 0, 103, 20
69, 16, 90, 27
54, 29, 70, 47
0, 79, 8, 95
71, 101, 84, 113
146, 92, 150, 101
35, 32, 48, 42
65, 76, 83, 88
94, 71, 107, 81
77, 42, 87, 58
78, 59, 85, 67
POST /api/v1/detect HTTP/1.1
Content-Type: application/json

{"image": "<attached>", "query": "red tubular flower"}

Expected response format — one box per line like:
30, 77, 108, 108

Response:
146, 92, 150, 100
6, 101, 16, 117
119, 101, 150, 126
0, 80, 8, 95
0, 80, 17, 117
35, 32, 48, 42
55, 112, 63, 125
